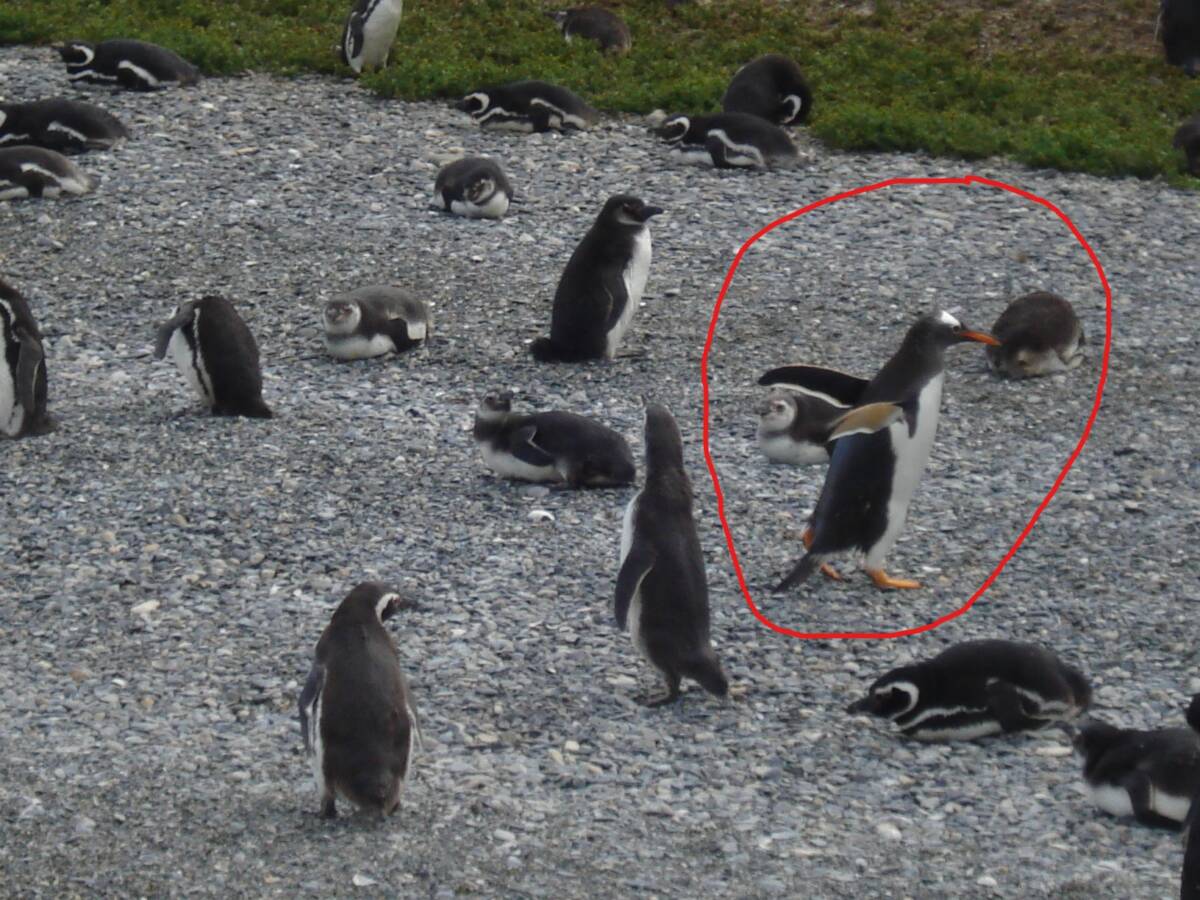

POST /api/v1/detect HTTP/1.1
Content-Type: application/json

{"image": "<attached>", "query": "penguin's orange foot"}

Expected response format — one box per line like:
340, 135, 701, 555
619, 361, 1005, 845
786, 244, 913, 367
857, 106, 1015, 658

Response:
819, 563, 845, 582
865, 568, 921, 590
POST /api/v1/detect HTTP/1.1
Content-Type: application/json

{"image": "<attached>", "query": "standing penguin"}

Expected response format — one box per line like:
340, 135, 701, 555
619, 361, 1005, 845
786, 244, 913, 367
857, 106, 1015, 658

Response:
0, 99, 129, 153
1161, 0, 1200, 76
986, 291, 1084, 378
299, 583, 419, 819
721, 54, 813, 126
58, 39, 200, 90
0, 277, 52, 438
764, 310, 1000, 591
0, 147, 97, 200
530, 194, 662, 362
546, 7, 632, 54
616, 403, 728, 706
455, 81, 599, 133
756, 389, 904, 466
153, 295, 273, 418
433, 157, 513, 219
322, 286, 431, 360
1175, 113, 1200, 176
656, 112, 798, 169
340, 0, 404, 75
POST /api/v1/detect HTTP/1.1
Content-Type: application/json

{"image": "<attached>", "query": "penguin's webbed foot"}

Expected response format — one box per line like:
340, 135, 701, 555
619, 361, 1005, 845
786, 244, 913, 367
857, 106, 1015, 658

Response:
641, 691, 681, 708
865, 568, 921, 591
319, 794, 337, 819
819, 563, 844, 582
800, 528, 843, 582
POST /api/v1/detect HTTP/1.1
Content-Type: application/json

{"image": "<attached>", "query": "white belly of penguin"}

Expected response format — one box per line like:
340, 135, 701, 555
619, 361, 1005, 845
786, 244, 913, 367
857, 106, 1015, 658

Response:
168, 327, 213, 405
759, 431, 827, 465
480, 442, 559, 483
606, 228, 650, 358
306, 691, 327, 798
0, 357, 23, 436
360, 0, 404, 69
325, 332, 396, 360
1086, 783, 1135, 818
451, 191, 508, 219
708, 129, 765, 168
619, 492, 650, 658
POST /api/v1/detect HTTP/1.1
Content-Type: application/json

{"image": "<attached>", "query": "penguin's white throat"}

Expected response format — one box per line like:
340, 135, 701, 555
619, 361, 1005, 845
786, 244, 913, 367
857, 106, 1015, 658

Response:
324, 304, 361, 335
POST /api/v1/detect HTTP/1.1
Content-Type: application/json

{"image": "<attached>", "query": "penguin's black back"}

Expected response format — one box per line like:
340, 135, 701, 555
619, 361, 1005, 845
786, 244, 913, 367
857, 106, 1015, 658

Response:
722, 54, 812, 125
434, 157, 512, 202
527, 410, 635, 480
194, 296, 272, 418
94, 39, 199, 85
1162, 0, 1200, 72
1077, 723, 1200, 796
920, 640, 1089, 706
0, 99, 129, 153
988, 291, 1080, 354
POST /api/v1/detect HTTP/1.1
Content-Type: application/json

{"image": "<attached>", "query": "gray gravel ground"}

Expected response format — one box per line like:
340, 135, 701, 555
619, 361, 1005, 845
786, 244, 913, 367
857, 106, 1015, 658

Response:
1, 43, 1198, 899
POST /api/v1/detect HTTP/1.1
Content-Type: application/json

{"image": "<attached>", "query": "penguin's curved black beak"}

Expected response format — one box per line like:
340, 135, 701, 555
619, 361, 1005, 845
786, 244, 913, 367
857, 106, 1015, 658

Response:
636, 205, 664, 222
959, 329, 1001, 347
845, 695, 875, 715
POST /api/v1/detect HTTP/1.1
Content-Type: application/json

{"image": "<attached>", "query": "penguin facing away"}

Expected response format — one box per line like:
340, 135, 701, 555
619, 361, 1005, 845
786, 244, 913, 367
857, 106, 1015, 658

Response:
58, 39, 200, 90
765, 310, 1000, 592
0, 277, 52, 438
0, 146, 97, 201
433, 157, 512, 219
616, 402, 728, 706
547, 7, 632, 54
340, 0, 404, 74
154, 295, 273, 418
530, 194, 662, 363
455, 81, 599, 133
656, 112, 798, 169
846, 640, 1092, 741
0, 99, 129, 154
757, 389, 906, 465
322, 286, 431, 360
986, 291, 1084, 378
299, 582, 419, 819
1161, 0, 1200, 76
721, 54, 813, 126
1175, 113, 1200, 176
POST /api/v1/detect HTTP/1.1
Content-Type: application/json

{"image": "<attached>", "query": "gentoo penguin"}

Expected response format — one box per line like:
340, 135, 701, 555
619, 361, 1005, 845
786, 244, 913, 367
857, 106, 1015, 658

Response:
1161, 0, 1200, 76
298, 583, 419, 819
0, 99, 129, 153
986, 291, 1084, 379
756, 389, 905, 465
846, 640, 1092, 741
340, 0, 404, 74
1183, 694, 1200, 899
546, 7, 632, 54
433, 157, 512, 219
616, 403, 728, 706
656, 112, 798, 169
721, 54, 813, 126
765, 310, 999, 591
58, 39, 200, 90
1073, 720, 1200, 828
530, 194, 662, 362
153, 295, 273, 418
455, 81, 599, 133
1175, 113, 1200, 176
472, 391, 635, 487
322, 286, 431, 360
0, 146, 97, 200
0, 278, 52, 438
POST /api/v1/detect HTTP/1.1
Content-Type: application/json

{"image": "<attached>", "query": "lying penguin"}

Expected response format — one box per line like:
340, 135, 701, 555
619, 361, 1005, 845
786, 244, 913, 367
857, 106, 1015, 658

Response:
547, 7, 631, 53
0, 146, 96, 200
322, 286, 430, 360
756, 389, 904, 465
58, 39, 200, 90
433, 157, 512, 219
986, 291, 1083, 379
656, 112, 798, 169
0, 99, 128, 154
455, 81, 598, 133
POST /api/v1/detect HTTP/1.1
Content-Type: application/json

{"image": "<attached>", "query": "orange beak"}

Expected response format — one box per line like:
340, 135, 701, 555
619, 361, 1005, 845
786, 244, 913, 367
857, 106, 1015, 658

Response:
961, 330, 1001, 347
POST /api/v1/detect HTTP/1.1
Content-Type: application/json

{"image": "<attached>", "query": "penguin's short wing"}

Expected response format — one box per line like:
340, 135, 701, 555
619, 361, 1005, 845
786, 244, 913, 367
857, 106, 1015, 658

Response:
758, 365, 867, 408
14, 328, 44, 414
342, 10, 365, 64
600, 268, 627, 331
153, 303, 193, 360
507, 424, 557, 468
298, 661, 325, 753
826, 402, 904, 442
614, 544, 655, 631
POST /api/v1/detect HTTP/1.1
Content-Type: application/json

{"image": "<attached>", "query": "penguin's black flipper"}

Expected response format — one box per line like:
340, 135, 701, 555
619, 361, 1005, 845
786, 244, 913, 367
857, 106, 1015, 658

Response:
614, 546, 655, 630
1183, 796, 1200, 899
601, 270, 629, 332
153, 303, 193, 359
758, 365, 868, 408
298, 662, 324, 753
15, 329, 44, 416
773, 553, 819, 593
985, 680, 1044, 733
1124, 772, 1185, 829
341, 10, 364, 66
509, 424, 556, 469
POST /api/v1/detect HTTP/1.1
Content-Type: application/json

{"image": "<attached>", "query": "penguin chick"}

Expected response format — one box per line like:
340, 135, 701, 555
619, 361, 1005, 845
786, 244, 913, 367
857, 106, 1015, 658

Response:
0, 99, 129, 154
1175, 113, 1200, 176
473, 391, 635, 487
616, 402, 728, 706
455, 80, 599, 133
721, 54, 812, 126
434, 157, 512, 219
299, 582, 419, 819
847, 640, 1091, 741
656, 112, 798, 169
0, 277, 52, 437
1161, 0, 1200, 77
756, 389, 905, 465
986, 291, 1083, 379
340, 0, 404, 75
58, 39, 200, 90
0, 146, 97, 200
546, 7, 632, 54
322, 286, 431, 360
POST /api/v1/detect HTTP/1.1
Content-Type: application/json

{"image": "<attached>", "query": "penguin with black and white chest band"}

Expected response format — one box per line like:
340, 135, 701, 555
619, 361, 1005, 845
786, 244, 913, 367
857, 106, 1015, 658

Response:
434, 157, 512, 219
340, 0, 404, 75
1161, 0, 1200, 77
322, 286, 431, 360
722, 54, 813, 126
530, 194, 662, 363
0, 146, 97, 201
656, 112, 798, 169
58, 39, 200, 90
0, 278, 52, 438
547, 7, 632, 54
299, 583, 419, 819
764, 310, 1000, 592
455, 81, 599, 133
616, 403, 728, 707
847, 640, 1092, 741
986, 291, 1084, 378
0, 99, 129, 153
756, 389, 906, 466
473, 392, 635, 487
153, 295, 273, 418
1175, 113, 1200, 177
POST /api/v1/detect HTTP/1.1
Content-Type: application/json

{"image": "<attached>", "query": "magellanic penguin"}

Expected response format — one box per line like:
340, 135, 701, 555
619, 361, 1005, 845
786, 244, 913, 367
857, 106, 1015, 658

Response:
58, 39, 200, 90
1175, 113, 1200, 177
847, 640, 1092, 742
154, 295, 273, 418
0, 99, 129, 153
322, 286, 431, 360
0, 146, 97, 201
764, 310, 1000, 592
530, 194, 662, 363
433, 157, 513, 219
0, 277, 52, 438
1073, 720, 1200, 828
757, 389, 905, 466
616, 402, 728, 707
721, 54, 812, 126
986, 291, 1084, 379
656, 112, 798, 169
547, 7, 632, 54
340, 0, 404, 75
1161, 0, 1200, 77
473, 391, 635, 487
299, 582, 419, 819
455, 81, 599, 133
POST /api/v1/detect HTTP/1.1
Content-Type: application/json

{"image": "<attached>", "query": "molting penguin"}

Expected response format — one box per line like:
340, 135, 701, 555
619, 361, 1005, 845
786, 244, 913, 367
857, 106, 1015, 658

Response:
154, 295, 273, 418
0, 99, 128, 153
547, 7, 632, 54
1175, 113, 1200, 176
986, 291, 1083, 378
764, 310, 999, 592
299, 583, 419, 819
530, 194, 662, 362
0, 277, 52, 438
0, 146, 97, 200
455, 81, 599, 133
434, 157, 512, 219
757, 389, 906, 465
847, 640, 1091, 741
58, 39, 200, 90
340, 0, 404, 74
1161, 0, 1200, 76
656, 112, 798, 169
616, 402, 728, 706
473, 391, 635, 487
322, 286, 430, 360
721, 54, 812, 126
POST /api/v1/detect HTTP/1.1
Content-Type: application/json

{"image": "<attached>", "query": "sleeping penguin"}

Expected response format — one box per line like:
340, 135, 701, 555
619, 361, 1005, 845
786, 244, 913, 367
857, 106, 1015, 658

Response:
0, 99, 129, 154
1161, 0, 1200, 76
433, 157, 512, 219
721, 54, 812, 126
455, 81, 598, 133
58, 39, 200, 90
756, 389, 905, 465
546, 7, 632, 54
0, 277, 52, 438
1176, 113, 1200, 176
986, 291, 1084, 379
340, 0, 404, 75
322, 286, 430, 360
0, 147, 97, 200
656, 112, 798, 169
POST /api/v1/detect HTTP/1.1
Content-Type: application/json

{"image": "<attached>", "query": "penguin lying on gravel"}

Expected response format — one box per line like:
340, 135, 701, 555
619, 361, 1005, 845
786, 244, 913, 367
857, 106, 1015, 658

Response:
656, 112, 798, 169
322, 286, 430, 360
0, 277, 52, 438
722, 54, 812, 126
1175, 113, 1200, 176
757, 389, 905, 465
847, 640, 1091, 741
0, 146, 97, 200
1161, 0, 1200, 76
340, 0, 404, 75
299, 583, 419, 819
455, 81, 599, 133
986, 292, 1083, 379
0, 99, 128, 153
547, 7, 632, 53
434, 157, 512, 219
473, 392, 635, 487
58, 39, 200, 90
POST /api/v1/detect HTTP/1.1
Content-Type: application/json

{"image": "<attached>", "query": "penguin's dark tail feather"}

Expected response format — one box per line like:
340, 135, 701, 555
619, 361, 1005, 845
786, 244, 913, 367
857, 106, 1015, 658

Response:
529, 337, 563, 362
684, 651, 729, 698
773, 553, 818, 593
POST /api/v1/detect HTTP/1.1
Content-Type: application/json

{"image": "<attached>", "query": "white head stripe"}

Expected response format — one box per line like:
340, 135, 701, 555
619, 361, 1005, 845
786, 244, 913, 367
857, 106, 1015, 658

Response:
878, 680, 919, 716
937, 310, 961, 328
375, 592, 399, 622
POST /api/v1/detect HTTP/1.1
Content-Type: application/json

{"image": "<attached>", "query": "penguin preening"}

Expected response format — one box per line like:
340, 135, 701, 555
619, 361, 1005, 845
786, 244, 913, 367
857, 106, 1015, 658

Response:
1175, 113, 1200, 176
299, 582, 419, 819
0, 146, 97, 200
656, 112, 798, 169
765, 310, 1000, 592
1161, 0, 1200, 77
154, 295, 273, 419
616, 402, 728, 706
547, 7, 632, 54
986, 291, 1084, 379
58, 39, 200, 90
0, 277, 52, 438
530, 194, 662, 363
322, 286, 431, 360
847, 640, 1091, 742
0, 99, 129, 154
757, 389, 906, 466
473, 392, 635, 487
455, 81, 599, 133
721, 54, 812, 126
433, 157, 512, 219
340, 0, 404, 74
